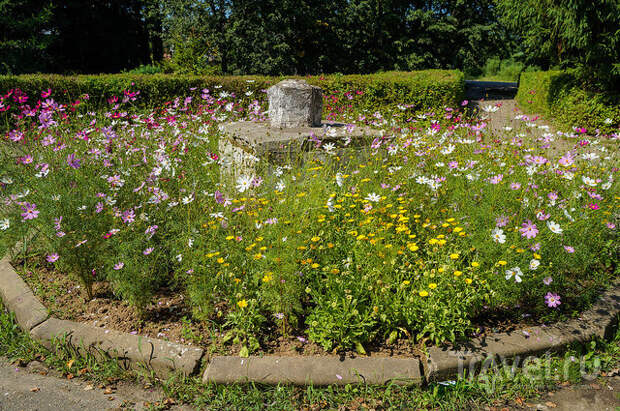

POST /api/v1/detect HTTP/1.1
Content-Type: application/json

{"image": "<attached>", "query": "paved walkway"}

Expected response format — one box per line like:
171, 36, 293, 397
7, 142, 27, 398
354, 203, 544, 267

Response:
0, 358, 190, 411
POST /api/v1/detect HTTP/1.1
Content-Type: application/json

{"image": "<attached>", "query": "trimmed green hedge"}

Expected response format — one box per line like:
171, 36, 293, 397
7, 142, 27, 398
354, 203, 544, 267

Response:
0, 70, 464, 113
516, 71, 619, 133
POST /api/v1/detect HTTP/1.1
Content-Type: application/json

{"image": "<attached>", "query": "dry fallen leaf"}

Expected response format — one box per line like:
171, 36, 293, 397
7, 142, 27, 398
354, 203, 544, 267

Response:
103, 387, 116, 395
545, 401, 557, 408
84, 384, 94, 391
66, 359, 74, 369
589, 383, 601, 390
30, 387, 40, 392
66, 373, 74, 380
164, 398, 176, 406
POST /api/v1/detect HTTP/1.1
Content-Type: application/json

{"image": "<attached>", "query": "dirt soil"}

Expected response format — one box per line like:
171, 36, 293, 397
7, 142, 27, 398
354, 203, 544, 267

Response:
15, 259, 552, 359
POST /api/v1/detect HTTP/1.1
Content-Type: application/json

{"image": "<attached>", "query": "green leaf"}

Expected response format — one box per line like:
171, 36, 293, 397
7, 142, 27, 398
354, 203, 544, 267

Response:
355, 341, 367, 355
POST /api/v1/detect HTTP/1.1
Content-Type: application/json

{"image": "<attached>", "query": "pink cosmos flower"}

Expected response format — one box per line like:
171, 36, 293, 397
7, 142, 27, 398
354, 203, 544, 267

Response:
143, 247, 154, 255
20, 155, 33, 164
496, 215, 509, 227
543, 276, 553, 285
563, 245, 575, 253
113, 262, 124, 270
67, 153, 81, 169
545, 292, 561, 308
558, 153, 574, 167
20, 203, 39, 220
510, 182, 521, 190
489, 174, 503, 184
520, 220, 539, 239
46, 253, 59, 263
606, 222, 616, 230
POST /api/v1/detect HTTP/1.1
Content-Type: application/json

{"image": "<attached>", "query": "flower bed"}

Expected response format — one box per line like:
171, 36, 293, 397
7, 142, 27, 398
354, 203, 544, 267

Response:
0, 84, 617, 357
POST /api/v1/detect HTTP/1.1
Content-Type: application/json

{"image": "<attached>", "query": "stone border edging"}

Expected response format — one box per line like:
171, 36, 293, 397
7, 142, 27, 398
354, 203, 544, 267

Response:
203, 356, 423, 385
0, 251, 205, 378
423, 279, 620, 381
1, 245, 618, 386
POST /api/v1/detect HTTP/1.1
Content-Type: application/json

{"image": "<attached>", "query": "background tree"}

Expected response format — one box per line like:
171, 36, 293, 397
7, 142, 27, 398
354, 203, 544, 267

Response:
496, 0, 620, 90
48, 0, 151, 73
0, 0, 54, 74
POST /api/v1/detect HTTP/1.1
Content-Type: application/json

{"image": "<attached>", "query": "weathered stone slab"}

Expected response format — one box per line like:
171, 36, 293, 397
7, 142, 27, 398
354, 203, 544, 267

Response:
203, 356, 423, 385
267, 79, 322, 128
0, 257, 49, 331
219, 121, 382, 180
30, 318, 204, 377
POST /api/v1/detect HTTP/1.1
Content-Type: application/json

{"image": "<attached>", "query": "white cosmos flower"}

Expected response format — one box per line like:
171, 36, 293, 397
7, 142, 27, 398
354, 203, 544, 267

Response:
582, 152, 599, 161
562, 171, 575, 181
0, 218, 9, 230
335, 173, 344, 187
275, 180, 286, 191
601, 181, 612, 190
505, 267, 523, 283
582, 176, 597, 186
236, 175, 253, 193
482, 105, 499, 113
440, 144, 455, 155
323, 143, 336, 153
416, 176, 429, 185
492, 228, 506, 244
365, 192, 381, 202
326, 198, 335, 212
182, 195, 194, 205
547, 221, 563, 234
604, 118, 612, 124
529, 259, 540, 270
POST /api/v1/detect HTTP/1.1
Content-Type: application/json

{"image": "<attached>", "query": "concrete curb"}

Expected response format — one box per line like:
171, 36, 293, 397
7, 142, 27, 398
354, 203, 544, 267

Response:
30, 318, 204, 378
1, 244, 618, 385
203, 356, 423, 386
423, 280, 620, 381
0, 256, 49, 331
0, 249, 204, 378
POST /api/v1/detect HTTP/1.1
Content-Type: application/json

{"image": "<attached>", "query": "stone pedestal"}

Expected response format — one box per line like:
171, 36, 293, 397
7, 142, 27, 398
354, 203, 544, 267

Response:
219, 121, 381, 181
267, 79, 322, 128
219, 79, 381, 183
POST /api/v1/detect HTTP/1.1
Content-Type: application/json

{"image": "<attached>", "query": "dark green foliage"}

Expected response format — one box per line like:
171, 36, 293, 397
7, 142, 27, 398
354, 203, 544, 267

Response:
158, 0, 510, 77
0, 0, 54, 74
47, 0, 152, 73
0, 70, 465, 113
497, 0, 620, 90
516, 71, 620, 132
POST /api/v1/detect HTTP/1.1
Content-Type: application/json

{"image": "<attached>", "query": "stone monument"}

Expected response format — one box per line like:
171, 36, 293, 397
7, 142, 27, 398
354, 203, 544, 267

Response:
219, 79, 381, 181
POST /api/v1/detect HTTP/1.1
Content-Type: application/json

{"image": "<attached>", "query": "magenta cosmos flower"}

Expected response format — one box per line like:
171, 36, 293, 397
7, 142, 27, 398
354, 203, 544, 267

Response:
545, 292, 561, 308
520, 220, 539, 239
20, 203, 39, 221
